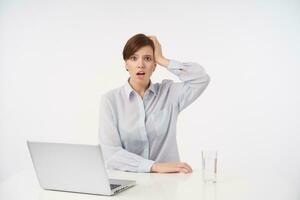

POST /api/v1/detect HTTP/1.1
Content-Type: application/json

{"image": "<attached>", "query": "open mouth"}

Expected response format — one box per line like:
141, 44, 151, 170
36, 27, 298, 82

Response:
136, 71, 145, 76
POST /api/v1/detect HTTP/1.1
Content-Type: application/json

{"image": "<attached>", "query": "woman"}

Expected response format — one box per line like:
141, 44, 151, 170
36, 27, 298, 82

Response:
99, 33, 210, 173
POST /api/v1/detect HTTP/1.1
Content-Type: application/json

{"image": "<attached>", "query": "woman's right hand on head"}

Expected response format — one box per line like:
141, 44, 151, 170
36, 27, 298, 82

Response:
150, 162, 193, 173
147, 35, 170, 67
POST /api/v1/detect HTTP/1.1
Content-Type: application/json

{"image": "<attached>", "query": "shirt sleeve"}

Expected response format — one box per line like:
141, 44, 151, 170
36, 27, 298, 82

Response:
98, 95, 155, 173
167, 59, 210, 112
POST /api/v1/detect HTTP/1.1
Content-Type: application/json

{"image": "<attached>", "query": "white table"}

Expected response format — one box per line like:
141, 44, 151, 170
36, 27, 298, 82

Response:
0, 168, 299, 200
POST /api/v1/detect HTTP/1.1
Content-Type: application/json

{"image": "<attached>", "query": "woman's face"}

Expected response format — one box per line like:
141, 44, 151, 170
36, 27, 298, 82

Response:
125, 45, 156, 85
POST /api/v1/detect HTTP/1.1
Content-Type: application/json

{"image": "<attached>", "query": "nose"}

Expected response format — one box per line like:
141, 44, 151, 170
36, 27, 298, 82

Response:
137, 58, 145, 68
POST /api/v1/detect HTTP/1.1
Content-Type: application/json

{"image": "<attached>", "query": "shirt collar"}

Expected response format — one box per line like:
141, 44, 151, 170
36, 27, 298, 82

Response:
124, 79, 157, 100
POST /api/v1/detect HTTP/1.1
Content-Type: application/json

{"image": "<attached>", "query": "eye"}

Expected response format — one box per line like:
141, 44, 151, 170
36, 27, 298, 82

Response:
130, 56, 137, 61
145, 56, 152, 61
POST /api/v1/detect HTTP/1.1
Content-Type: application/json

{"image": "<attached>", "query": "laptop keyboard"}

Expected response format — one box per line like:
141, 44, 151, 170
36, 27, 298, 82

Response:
110, 184, 121, 190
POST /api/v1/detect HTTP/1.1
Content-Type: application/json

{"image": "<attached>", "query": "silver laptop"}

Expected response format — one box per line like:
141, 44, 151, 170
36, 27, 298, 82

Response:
27, 141, 136, 196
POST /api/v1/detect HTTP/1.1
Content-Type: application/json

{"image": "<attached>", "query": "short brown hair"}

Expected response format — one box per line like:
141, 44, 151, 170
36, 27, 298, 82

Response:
122, 33, 155, 60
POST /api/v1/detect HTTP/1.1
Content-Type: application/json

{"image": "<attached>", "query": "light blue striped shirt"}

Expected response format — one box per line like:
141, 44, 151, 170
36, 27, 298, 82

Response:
98, 59, 210, 172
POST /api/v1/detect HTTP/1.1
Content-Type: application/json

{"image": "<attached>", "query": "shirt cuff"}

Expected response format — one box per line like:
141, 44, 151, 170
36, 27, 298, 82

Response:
138, 159, 156, 173
167, 59, 183, 70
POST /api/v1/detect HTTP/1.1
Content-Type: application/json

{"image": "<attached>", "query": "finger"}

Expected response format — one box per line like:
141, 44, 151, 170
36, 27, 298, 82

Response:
177, 162, 189, 170
159, 165, 180, 173
147, 35, 155, 40
178, 163, 192, 173
166, 166, 190, 174
180, 162, 192, 171
179, 166, 192, 173
178, 167, 189, 174
182, 162, 193, 172
164, 167, 181, 173
147, 35, 156, 39
165, 165, 186, 173
147, 35, 158, 43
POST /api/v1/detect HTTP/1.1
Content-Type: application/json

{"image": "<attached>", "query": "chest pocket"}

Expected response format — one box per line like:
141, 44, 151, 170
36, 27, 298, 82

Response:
149, 108, 170, 136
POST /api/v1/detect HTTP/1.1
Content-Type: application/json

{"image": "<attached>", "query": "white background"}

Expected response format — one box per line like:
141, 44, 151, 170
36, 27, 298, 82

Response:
1, 0, 299, 186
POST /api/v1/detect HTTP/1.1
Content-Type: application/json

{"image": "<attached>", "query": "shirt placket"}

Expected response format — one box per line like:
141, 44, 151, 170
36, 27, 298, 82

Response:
136, 93, 150, 159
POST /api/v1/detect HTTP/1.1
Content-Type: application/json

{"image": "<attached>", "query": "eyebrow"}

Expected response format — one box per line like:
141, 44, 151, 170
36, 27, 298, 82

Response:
132, 54, 153, 57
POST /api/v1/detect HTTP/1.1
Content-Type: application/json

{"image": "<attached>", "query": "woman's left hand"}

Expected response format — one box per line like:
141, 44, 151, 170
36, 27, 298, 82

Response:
148, 35, 170, 67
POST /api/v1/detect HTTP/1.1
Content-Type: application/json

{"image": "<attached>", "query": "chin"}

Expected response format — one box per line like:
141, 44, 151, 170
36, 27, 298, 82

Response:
133, 77, 150, 84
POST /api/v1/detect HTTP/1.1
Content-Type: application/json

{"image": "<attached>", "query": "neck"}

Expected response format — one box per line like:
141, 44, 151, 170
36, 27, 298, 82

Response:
129, 78, 150, 98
